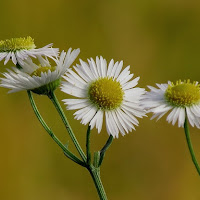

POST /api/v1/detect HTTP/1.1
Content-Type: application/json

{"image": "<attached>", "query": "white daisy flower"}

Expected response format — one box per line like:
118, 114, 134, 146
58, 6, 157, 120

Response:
0, 36, 59, 65
0, 48, 80, 94
143, 80, 200, 128
61, 56, 146, 138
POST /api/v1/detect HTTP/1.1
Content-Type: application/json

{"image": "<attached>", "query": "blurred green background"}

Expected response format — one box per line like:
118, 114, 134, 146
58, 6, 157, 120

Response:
0, 0, 200, 199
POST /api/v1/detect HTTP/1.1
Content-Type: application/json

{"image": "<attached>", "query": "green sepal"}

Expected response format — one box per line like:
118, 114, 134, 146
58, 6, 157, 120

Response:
31, 79, 61, 95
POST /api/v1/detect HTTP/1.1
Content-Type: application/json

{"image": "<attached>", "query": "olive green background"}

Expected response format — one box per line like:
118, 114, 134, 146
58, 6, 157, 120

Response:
0, 0, 200, 199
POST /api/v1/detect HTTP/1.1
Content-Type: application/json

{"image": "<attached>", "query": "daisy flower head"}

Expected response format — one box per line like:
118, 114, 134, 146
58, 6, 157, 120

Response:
0, 48, 80, 95
61, 56, 146, 138
0, 36, 59, 65
143, 80, 200, 128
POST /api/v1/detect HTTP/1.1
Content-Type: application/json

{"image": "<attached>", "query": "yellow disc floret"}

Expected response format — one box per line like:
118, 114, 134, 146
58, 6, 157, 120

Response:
31, 66, 56, 77
88, 77, 124, 110
165, 80, 200, 107
0, 36, 36, 52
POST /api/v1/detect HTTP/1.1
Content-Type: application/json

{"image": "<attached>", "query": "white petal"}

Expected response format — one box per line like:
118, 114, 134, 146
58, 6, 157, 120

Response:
4, 52, 11, 65
11, 52, 17, 65
100, 56, 107, 77
114, 61, 123, 79
89, 110, 103, 133
81, 107, 97, 125
122, 77, 140, 90
178, 108, 185, 127
167, 108, 178, 124
63, 99, 89, 110
107, 59, 114, 77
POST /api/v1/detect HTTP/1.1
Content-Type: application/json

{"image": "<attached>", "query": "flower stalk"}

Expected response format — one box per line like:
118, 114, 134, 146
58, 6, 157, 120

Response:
184, 115, 200, 175
99, 135, 113, 167
47, 91, 87, 162
28, 90, 109, 199
86, 125, 92, 164
27, 90, 85, 167
88, 165, 108, 200
86, 126, 108, 199
47, 91, 109, 199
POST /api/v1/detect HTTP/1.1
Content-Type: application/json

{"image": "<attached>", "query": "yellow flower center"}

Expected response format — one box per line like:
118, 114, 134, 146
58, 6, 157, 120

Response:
165, 80, 200, 107
31, 66, 56, 76
0, 36, 36, 52
88, 77, 124, 110
30, 66, 59, 95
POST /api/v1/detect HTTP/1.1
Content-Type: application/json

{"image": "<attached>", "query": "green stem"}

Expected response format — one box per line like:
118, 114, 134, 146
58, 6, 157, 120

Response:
93, 151, 100, 169
86, 128, 108, 199
27, 91, 85, 167
184, 116, 200, 175
88, 166, 108, 200
47, 92, 87, 162
99, 135, 113, 167
28, 90, 108, 199
86, 125, 91, 164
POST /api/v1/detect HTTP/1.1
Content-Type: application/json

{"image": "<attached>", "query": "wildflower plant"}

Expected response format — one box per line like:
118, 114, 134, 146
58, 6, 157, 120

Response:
0, 37, 146, 200
2, 36, 199, 200
143, 80, 200, 175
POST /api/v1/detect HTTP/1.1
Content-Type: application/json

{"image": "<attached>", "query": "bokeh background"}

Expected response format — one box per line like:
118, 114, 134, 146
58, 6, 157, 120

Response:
0, 0, 200, 199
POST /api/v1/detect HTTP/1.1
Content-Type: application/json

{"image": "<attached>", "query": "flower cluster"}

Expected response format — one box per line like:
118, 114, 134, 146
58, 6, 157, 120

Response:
1, 36, 200, 135
0, 36, 146, 138
1, 36, 200, 199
